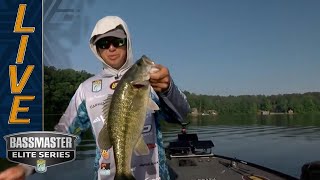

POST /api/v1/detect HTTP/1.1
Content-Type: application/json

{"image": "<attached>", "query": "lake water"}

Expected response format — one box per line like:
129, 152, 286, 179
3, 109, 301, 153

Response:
1, 114, 319, 179
165, 114, 320, 178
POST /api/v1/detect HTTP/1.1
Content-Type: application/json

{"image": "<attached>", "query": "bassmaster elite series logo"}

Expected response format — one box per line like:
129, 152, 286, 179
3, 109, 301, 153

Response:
4, 132, 77, 173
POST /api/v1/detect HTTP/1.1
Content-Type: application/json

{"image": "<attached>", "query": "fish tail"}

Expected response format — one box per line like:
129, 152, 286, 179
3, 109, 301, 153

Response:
114, 174, 136, 180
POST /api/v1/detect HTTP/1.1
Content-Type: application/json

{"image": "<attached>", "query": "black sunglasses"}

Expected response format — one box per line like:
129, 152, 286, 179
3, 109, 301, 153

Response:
96, 37, 127, 49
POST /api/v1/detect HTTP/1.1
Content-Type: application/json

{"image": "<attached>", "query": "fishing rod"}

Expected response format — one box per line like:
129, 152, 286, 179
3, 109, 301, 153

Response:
218, 159, 269, 180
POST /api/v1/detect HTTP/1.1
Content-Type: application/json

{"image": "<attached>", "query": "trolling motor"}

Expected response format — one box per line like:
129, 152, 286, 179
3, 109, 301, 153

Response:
180, 122, 190, 134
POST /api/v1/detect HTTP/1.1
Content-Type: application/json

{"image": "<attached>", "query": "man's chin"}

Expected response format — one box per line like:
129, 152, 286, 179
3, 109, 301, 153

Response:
108, 62, 123, 70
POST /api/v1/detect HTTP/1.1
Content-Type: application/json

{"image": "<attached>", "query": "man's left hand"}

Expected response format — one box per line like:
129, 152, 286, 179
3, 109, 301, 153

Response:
149, 64, 171, 93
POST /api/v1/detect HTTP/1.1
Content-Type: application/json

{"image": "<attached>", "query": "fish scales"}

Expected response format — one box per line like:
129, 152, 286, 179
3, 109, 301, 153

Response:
109, 83, 149, 175
98, 56, 158, 180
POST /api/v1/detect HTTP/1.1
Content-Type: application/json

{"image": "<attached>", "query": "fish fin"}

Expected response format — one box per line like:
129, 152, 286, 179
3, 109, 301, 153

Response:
97, 125, 112, 150
147, 97, 159, 113
134, 136, 150, 156
98, 95, 113, 150
102, 94, 113, 121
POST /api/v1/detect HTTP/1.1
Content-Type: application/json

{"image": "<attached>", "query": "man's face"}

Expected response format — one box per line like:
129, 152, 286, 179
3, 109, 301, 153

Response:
96, 37, 127, 70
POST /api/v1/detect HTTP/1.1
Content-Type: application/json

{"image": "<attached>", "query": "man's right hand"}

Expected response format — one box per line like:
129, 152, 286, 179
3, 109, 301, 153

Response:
0, 165, 26, 180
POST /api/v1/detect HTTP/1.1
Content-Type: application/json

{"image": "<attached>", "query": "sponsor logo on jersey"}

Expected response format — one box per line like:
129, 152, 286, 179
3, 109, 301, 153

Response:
147, 143, 156, 149
101, 149, 109, 159
142, 125, 153, 136
142, 125, 152, 133
110, 80, 119, 90
92, 79, 102, 92
92, 115, 105, 124
100, 163, 111, 176
90, 101, 106, 109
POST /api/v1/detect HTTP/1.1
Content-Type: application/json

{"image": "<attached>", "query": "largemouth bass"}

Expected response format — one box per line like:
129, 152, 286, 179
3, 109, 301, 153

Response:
98, 55, 159, 180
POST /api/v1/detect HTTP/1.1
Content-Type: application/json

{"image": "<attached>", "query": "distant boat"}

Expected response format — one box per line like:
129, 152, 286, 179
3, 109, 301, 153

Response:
201, 113, 209, 116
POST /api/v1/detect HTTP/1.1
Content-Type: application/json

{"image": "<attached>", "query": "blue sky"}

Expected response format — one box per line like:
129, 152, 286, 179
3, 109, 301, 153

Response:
50, 0, 320, 96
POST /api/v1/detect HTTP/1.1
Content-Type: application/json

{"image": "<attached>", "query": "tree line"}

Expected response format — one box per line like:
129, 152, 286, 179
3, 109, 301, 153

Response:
44, 66, 93, 114
44, 66, 320, 115
184, 91, 320, 115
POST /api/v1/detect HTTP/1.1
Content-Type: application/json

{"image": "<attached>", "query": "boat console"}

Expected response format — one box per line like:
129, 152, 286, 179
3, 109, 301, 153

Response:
166, 122, 214, 158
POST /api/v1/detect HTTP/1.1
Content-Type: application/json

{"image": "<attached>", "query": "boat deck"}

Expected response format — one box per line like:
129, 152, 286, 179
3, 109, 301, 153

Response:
167, 153, 297, 180
165, 129, 298, 180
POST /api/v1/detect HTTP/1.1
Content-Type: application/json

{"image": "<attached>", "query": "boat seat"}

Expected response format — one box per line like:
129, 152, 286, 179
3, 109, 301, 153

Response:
178, 133, 198, 142
192, 140, 214, 149
167, 141, 191, 155
169, 141, 191, 149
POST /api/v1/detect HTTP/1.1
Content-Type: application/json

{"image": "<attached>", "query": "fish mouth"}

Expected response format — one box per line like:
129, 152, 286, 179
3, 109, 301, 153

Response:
131, 80, 150, 88
141, 55, 155, 66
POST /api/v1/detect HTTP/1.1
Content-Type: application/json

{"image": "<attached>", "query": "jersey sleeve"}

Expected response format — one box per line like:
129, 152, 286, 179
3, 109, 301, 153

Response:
54, 83, 91, 145
157, 78, 191, 123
